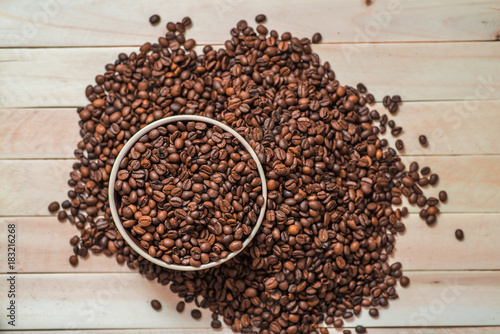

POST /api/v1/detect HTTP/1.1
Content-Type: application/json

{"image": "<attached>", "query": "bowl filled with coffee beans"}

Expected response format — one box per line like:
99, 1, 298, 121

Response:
109, 115, 267, 270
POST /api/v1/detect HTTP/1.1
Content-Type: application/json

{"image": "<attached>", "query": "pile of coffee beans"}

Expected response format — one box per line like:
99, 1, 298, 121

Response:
50, 16, 449, 334
114, 121, 264, 267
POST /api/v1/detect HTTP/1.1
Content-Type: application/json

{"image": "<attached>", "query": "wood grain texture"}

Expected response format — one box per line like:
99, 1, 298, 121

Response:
1, 0, 498, 47
0, 156, 498, 216
2, 100, 500, 159
0, 271, 498, 329
2, 42, 500, 108
1, 213, 499, 274
0, 108, 80, 159
10, 329, 500, 334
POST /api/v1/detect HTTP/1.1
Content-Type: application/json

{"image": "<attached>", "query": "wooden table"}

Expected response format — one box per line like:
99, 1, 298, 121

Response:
1, 0, 500, 332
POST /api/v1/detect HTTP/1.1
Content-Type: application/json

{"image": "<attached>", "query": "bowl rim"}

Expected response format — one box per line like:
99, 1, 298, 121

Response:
108, 115, 268, 271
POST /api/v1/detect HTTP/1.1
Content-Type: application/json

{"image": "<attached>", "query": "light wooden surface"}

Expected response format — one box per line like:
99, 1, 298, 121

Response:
0, 0, 499, 333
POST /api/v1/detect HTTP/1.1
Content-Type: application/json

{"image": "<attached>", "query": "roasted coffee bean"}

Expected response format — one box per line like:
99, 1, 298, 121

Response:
255, 14, 266, 23
57, 210, 68, 221
369, 308, 379, 317
69, 255, 78, 266
191, 309, 202, 319
312, 32, 322, 43
48, 201, 60, 212
211, 319, 222, 328
455, 229, 464, 240
151, 299, 162, 311
395, 139, 404, 150
355, 326, 367, 334
400, 276, 410, 287
419, 135, 428, 146
420, 167, 431, 175
439, 190, 448, 202
176, 301, 185, 313
149, 14, 161, 26
429, 173, 439, 185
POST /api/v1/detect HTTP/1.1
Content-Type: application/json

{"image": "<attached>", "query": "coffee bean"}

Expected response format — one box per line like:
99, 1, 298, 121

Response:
312, 32, 322, 43
395, 139, 404, 150
419, 135, 428, 146
176, 301, 185, 313
255, 14, 266, 23
211, 319, 222, 328
369, 308, 379, 317
400, 276, 410, 287
191, 309, 202, 319
149, 15, 161, 26
439, 190, 448, 202
355, 325, 367, 333
455, 229, 464, 240
69, 255, 78, 266
48, 201, 60, 212
57, 210, 68, 221
420, 167, 431, 175
429, 173, 439, 185
151, 299, 162, 311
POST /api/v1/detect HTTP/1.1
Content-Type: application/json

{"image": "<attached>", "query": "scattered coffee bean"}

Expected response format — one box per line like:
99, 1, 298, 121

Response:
191, 309, 202, 319
400, 276, 410, 287
429, 173, 439, 185
69, 255, 78, 266
369, 308, 379, 317
455, 229, 464, 240
396, 139, 404, 150
57, 210, 68, 221
176, 301, 185, 313
439, 190, 448, 202
355, 326, 367, 334
149, 14, 161, 26
420, 167, 431, 175
312, 32, 322, 43
151, 299, 162, 311
48, 201, 60, 212
419, 135, 428, 146
255, 14, 266, 23
211, 319, 222, 328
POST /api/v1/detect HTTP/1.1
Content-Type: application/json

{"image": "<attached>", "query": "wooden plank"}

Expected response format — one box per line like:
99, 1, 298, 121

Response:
0, 271, 498, 329
0, 108, 80, 159
1, 0, 499, 47
2, 100, 500, 159
9, 328, 500, 334
1, 42, 500, 108
0, 156, 498, 216
1, 213, 498, 274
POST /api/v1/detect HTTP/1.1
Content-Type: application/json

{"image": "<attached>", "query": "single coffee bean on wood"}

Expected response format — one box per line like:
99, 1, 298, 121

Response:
455, 229, 464, 240
312, 32, 322, 43
151, 299, 162, 311
48, 201, 60, 212
419, 135, 428, 146
149, 14, 161, 25
255, 14, 266, 23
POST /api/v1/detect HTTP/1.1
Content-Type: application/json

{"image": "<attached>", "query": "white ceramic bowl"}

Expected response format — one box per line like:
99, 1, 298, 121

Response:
109, 115, 267, 271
